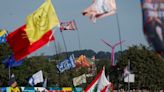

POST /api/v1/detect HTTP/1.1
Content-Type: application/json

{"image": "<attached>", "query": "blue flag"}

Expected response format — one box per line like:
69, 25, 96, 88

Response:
2, 55, 24, 68
56, 54, 76, 73
0, 30, 7, 44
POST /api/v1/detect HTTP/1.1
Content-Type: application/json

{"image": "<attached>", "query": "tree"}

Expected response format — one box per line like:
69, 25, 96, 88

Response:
116, 45, 164, 90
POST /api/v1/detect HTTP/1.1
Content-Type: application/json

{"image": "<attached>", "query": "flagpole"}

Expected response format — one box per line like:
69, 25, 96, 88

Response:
53, 41, 59, 60
74, 20, 82, 50
115, 10, 123, 92
128, 60, 130, 92
9, 66, 11, 80
115, 13, 123, 53
60, 31, 69, 57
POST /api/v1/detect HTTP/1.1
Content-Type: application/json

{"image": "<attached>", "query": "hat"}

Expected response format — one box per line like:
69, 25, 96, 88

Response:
8, 77, 16, 86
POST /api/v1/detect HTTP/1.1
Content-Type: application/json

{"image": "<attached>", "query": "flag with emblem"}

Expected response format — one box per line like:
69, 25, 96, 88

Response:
7, 0, 59, 61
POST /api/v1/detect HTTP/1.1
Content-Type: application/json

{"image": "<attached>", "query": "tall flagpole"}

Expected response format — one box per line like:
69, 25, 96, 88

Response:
9, 66, 11, 80
74, 20, 82, 50
115, 1, 123, 91
50, 27, 61, 87
128, 60, 130, 92
115, 13, 123, 53
60, 31, 69, 57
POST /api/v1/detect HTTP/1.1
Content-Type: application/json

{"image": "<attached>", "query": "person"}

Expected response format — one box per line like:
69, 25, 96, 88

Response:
9, 81, 21, 92
8, 74, 21, 92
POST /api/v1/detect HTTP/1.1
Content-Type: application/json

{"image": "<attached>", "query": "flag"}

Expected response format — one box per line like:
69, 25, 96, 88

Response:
85, 67, 110, 92
73, 74, 86, 86
123, 66, 130, 78
75, 55, 91, 67
123, 61, 130, 78
124, 74, 135, 83
25, 0, 59, 43
82, 0, 116, 23
7, 0, 59, 61
29, 70, 44, 86
2, 55, 24, 68
56, 54, 76, 73
0, 29, 7, 44
141, 0, 164, 56
60, 20, 77, 31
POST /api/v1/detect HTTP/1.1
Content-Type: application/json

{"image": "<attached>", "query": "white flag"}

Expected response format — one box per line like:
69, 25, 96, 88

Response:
124, 74, 135, 83
29, 70, 44, 86
123, 66, 130, 77
97, 67, 110, 92
73, 74, 86, 86
82, 0, 116, 23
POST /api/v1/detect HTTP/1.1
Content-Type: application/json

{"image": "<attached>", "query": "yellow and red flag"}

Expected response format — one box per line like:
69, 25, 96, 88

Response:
7, 0, 59, 60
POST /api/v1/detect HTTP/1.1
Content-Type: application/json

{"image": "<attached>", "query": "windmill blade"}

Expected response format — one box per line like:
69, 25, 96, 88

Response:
101, 39, 113, 48
113, 40, 125, 47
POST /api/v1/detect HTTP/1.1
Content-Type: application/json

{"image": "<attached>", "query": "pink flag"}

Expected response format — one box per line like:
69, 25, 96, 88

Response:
82, 0, 116, 23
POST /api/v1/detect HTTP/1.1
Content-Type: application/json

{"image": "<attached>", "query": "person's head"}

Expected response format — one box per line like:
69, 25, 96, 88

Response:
10, 81, 17, 88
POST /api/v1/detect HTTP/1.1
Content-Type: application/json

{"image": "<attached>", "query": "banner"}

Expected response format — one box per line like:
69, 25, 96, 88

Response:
124, 74, 135, 83
56, 54, 76, 73
73, 74, 86, 86
141, 0, 164, 56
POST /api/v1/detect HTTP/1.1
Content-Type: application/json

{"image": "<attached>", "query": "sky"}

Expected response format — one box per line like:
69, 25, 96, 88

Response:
0, 0, 148, 56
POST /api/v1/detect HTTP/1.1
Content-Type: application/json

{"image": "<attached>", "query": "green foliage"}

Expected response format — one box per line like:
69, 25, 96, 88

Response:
1, 43, 164, 91
117, 45, 164, 90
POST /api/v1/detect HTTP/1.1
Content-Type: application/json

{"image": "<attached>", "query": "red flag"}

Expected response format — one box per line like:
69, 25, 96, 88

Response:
60, 20, 77, 31
7, 25, 54, 61
7, 0, 59, 61
85, 67, 110, 92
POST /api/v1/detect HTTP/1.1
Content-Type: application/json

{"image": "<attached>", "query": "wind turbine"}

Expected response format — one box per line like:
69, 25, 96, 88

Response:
101, 39, 125, 66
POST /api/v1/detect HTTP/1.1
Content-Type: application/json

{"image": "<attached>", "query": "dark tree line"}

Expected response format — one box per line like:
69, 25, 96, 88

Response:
1, 43, 164, 91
